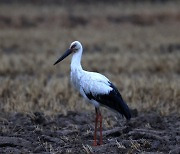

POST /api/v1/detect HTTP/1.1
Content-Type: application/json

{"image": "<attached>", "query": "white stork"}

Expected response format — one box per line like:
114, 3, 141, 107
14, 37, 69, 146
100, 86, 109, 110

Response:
54, 41, 131, 146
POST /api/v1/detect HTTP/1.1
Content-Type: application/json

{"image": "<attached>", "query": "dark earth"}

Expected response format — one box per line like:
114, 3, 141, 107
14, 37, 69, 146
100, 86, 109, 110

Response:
0, 110, 179, 154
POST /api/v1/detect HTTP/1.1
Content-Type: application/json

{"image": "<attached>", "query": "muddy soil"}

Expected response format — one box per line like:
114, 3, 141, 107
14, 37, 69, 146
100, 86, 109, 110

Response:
0, 111, 179, 154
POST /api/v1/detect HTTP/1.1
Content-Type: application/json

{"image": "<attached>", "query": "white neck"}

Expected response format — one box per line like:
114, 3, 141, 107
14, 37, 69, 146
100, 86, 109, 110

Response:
71, 48, 83, 71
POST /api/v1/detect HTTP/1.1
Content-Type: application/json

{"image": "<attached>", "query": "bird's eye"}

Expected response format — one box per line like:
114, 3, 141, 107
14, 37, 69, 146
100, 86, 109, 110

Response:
71, 44, 76, 49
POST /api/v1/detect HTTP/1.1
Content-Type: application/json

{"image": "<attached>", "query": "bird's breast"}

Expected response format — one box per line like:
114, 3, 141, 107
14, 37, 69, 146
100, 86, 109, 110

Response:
70, 70, 81, 91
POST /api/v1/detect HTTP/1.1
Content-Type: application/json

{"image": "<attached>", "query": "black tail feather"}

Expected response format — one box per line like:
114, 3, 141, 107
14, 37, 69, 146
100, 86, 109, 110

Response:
115, 96, 131, 120
108, 82, 131, 120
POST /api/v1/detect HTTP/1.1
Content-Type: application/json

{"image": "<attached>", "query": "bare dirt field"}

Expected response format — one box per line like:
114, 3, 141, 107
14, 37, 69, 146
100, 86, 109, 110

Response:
0, 111, 180, 153
0, 1, 180, 153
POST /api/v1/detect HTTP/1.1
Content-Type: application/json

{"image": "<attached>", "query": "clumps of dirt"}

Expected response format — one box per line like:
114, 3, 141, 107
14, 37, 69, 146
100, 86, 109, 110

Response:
0, 111, 179, 153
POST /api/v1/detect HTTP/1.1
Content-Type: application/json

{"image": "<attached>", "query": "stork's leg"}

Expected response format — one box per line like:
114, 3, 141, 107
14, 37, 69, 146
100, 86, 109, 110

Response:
93, 108, 98, 146
99, 111, 103, 145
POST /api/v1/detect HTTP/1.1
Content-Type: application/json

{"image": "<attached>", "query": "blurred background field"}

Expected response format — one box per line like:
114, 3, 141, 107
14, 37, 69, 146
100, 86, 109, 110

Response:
0, 0, 180, 115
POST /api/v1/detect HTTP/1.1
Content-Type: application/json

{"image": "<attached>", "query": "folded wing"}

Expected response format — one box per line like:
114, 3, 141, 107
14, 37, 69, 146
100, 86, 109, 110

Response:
81, 72, 131, 120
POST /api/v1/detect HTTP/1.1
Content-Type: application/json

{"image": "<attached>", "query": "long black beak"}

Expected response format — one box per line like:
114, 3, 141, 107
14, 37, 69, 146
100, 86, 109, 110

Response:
54, 49, 72, 65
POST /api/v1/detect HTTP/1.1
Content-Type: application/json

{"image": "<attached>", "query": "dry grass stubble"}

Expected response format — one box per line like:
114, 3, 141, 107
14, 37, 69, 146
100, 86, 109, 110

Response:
0, 3, 180, 115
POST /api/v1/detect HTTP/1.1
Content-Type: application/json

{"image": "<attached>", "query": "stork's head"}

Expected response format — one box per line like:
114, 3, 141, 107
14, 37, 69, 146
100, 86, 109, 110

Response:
54, 41, 82, 65
70, 41, 82, 52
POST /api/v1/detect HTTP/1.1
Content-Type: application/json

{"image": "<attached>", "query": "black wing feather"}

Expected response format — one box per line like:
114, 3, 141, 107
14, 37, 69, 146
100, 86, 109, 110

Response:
84, 82, 131, 120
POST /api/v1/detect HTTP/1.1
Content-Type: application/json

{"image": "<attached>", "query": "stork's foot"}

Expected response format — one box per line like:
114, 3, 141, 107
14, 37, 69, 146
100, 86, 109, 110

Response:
93, 140, 103, 146
99, 140, 103, 145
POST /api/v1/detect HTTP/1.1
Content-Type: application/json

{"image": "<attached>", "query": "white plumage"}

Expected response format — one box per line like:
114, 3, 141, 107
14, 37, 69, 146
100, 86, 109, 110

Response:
72, 71, 113, 105
54, 41, 131, 146
69, 41, 113, 107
